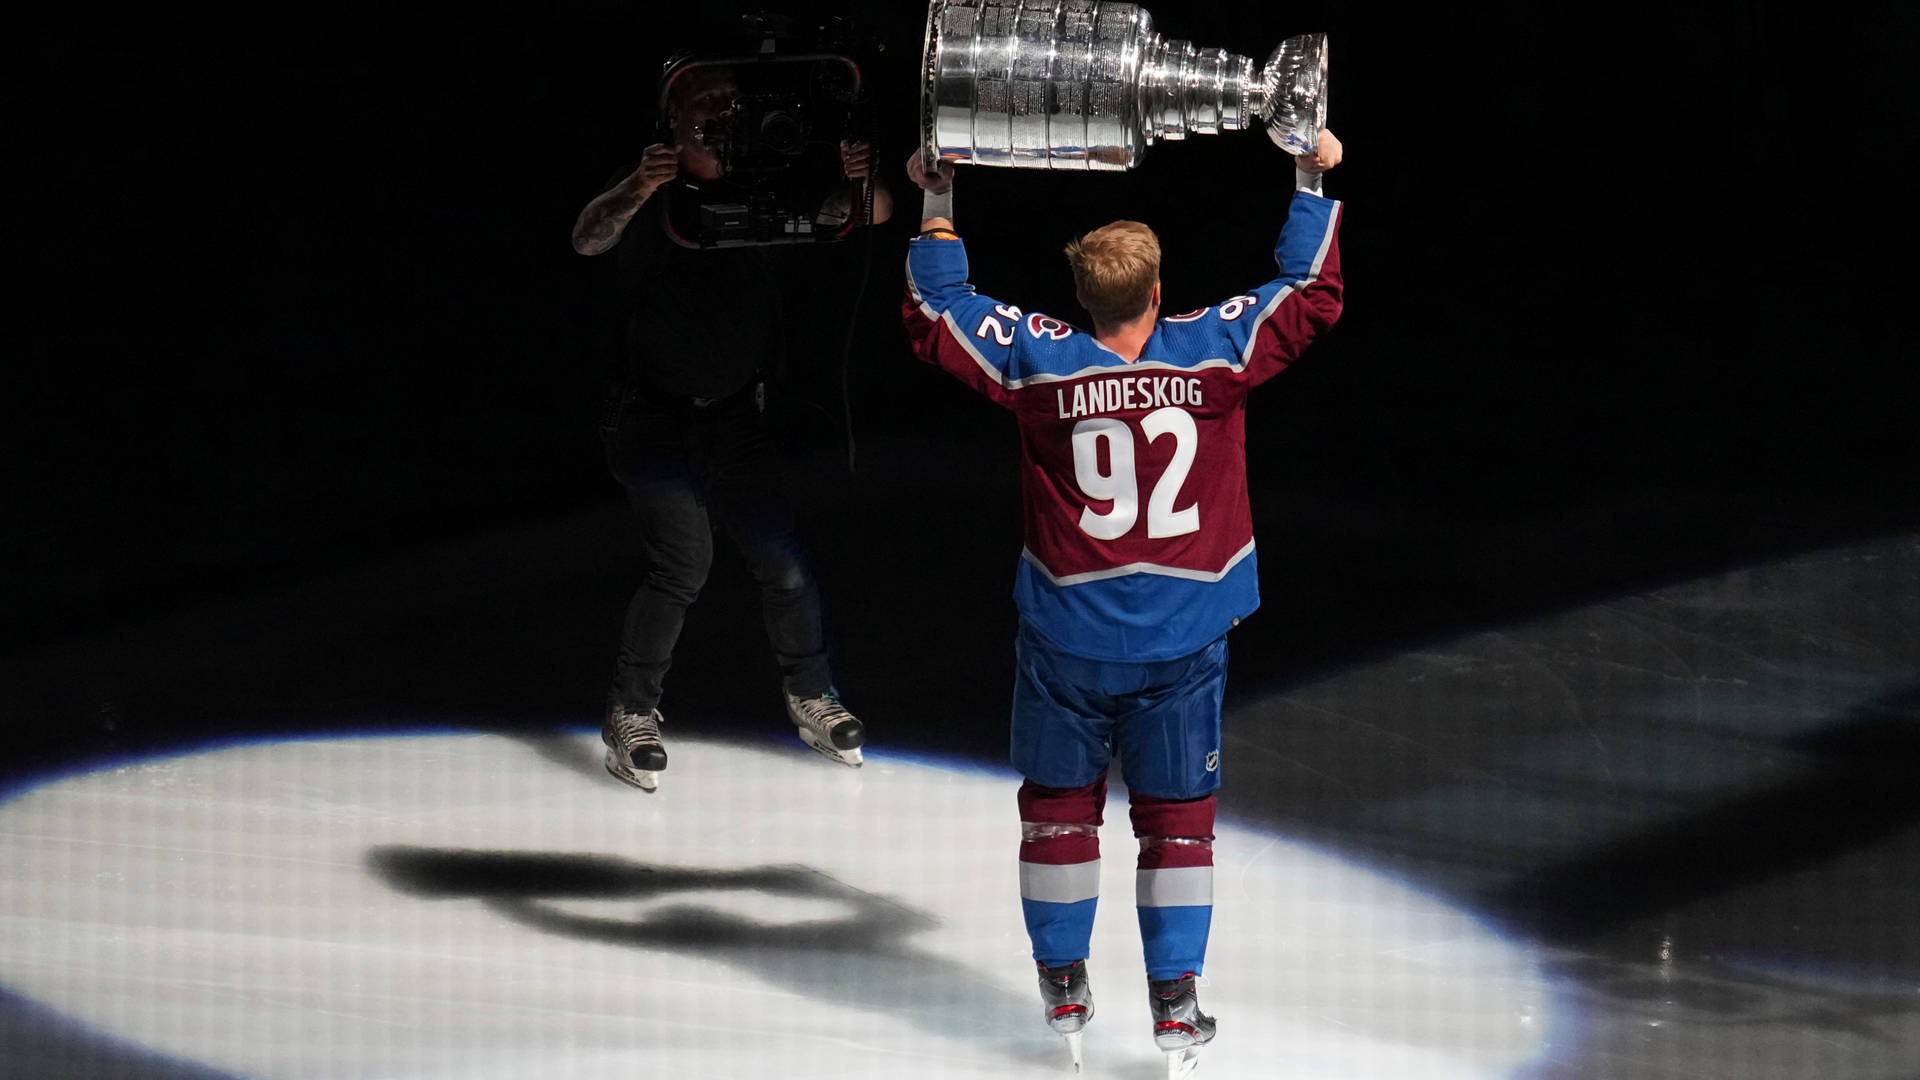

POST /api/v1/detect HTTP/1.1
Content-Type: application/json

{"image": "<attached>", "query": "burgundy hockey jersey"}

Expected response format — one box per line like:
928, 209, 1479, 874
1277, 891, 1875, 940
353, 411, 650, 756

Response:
903, 191, 1344, 661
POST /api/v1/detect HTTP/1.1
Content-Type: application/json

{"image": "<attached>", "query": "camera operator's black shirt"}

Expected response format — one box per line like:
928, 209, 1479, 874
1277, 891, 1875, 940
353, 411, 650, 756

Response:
613, 177, 785, 401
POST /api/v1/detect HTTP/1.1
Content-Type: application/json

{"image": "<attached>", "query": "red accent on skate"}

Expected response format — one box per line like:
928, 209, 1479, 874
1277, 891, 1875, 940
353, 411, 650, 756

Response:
1050, 1005, 1089, 1019
1132, 795, 1217, 869
1156, 1021, 1198, 1037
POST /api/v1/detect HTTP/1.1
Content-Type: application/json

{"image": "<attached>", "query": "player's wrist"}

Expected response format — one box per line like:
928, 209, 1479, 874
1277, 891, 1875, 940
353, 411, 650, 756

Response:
922, 186, 954, 222
1293, 165, 1323, 196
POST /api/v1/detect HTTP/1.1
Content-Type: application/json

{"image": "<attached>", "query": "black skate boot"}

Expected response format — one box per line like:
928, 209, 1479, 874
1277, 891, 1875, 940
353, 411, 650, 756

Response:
784, 687, 864, 767
602, 706, 667, 791
1037, 959, 1093, 1072
1148, 972, 1215, 1078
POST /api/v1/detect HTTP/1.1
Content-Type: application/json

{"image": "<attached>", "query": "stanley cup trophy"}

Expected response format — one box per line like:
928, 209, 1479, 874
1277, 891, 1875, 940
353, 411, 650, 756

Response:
919, 0, 1327, 171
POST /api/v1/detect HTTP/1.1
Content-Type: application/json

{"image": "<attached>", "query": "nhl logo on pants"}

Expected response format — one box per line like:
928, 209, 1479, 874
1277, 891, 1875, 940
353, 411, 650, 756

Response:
1205, 750, 1220, 773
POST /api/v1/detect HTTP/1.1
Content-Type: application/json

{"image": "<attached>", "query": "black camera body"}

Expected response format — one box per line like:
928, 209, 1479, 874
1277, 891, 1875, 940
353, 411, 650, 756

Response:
705, 89, 817, 166
656, 16, 869, 249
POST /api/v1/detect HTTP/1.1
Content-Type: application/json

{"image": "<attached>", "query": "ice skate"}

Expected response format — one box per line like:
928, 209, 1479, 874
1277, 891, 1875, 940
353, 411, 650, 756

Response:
784, 688, 864, 767
1037, 959, 1094, 1072
1148, 973, 1215, 1079
602, 706, 667, 791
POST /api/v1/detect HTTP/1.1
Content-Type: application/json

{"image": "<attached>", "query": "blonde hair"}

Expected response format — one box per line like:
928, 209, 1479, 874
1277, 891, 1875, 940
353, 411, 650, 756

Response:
1064, 221, 1161, 327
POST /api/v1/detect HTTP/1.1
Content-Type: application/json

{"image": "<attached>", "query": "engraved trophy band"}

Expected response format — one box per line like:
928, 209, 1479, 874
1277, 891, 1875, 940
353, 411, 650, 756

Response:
919, 0, 1327, 171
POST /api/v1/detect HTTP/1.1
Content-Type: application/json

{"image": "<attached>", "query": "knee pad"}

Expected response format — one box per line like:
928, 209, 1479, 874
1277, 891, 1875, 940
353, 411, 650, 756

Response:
1019, 777, 1107, 864
1130, 793, 1216, 869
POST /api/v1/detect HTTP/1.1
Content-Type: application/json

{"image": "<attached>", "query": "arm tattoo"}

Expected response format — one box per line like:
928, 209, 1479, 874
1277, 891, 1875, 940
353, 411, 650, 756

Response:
571, 180, 649, 255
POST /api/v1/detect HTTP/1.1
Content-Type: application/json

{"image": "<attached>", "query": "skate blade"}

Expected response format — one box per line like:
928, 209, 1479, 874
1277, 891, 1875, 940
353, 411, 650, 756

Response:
1164, 1045, 1202, 1080
1062, 1030, 1083, 1072
604, 755, 661, 792
797, 728, 863, 767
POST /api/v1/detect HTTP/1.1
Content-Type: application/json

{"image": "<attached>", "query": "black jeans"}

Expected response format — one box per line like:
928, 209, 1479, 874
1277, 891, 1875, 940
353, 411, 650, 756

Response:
601, 381, 831, 715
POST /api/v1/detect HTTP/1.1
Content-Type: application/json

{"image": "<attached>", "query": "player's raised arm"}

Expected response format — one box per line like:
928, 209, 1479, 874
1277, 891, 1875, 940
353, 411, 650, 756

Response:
909, 151, 955, 234
1224, 129, 1346, 387
900, 151, 1023, 405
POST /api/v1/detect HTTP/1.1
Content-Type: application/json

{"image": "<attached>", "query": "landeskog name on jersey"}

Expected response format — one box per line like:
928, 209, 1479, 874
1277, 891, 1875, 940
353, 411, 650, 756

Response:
1053, 374, 1207, 418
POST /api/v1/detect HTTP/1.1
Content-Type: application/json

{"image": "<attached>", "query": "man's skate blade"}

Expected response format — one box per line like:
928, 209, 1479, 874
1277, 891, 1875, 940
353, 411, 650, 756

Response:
1164, 1045, 1202, 1080
604, 756, 662, 792
797, 728, 863, 767
1062, 1030, 1083, 1072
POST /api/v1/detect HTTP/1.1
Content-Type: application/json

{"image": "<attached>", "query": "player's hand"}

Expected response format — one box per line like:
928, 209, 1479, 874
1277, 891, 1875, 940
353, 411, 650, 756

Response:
841, 139, 877, 181
633, 143, 681, 196
906, 150, 955, 194
1294, 128, 1342, 173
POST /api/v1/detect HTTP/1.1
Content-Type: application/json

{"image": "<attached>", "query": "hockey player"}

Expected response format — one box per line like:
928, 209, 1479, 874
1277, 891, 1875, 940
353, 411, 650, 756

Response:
900, 129, 1344, 1075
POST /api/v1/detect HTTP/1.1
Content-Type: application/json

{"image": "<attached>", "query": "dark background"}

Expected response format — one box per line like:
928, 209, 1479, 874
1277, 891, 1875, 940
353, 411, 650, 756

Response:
2, 4, 1914, 1075
10, 0, 1912, 689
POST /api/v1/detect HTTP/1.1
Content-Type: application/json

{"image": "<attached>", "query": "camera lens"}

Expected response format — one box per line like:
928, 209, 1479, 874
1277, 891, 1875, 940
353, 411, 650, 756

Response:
759, 110, 804, 154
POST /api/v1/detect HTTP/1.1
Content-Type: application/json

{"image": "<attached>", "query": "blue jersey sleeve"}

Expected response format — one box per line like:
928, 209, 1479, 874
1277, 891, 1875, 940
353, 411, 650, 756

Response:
1165, 191, 1343, 388
903, 235, 1031, 405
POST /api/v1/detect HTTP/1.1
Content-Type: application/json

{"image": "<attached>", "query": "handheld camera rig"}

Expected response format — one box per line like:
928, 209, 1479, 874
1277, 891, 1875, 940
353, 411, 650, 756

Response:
657, 13, 872, 249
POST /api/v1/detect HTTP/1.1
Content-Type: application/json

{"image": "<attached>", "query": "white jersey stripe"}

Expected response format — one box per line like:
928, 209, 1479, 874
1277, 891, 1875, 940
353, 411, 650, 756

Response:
936, 306, 1005, 387
1004, 355, 1243, 388
1307, 208, 1338, 278
1022, 538, 1256, 587
1239, 206, 1338, 366
1240, 284, 1296, 368
906, 264, 1008, 390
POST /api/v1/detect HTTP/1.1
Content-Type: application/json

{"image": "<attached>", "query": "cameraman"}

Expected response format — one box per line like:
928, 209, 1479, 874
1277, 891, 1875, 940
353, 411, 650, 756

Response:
570, 65, 890, 791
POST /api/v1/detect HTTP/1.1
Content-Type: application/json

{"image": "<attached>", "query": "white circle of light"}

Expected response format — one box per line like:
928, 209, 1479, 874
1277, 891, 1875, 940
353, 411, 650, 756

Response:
0, 733, 1547, 1078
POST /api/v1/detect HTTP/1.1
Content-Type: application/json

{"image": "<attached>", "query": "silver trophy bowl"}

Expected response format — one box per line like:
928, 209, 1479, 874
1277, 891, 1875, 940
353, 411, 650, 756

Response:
919, 0, 1326, 171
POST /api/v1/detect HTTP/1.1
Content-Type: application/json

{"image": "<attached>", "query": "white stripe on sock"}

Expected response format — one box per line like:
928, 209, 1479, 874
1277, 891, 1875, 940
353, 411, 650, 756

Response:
1136, 866, 1213, 907
1020, 860, 1102, 904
